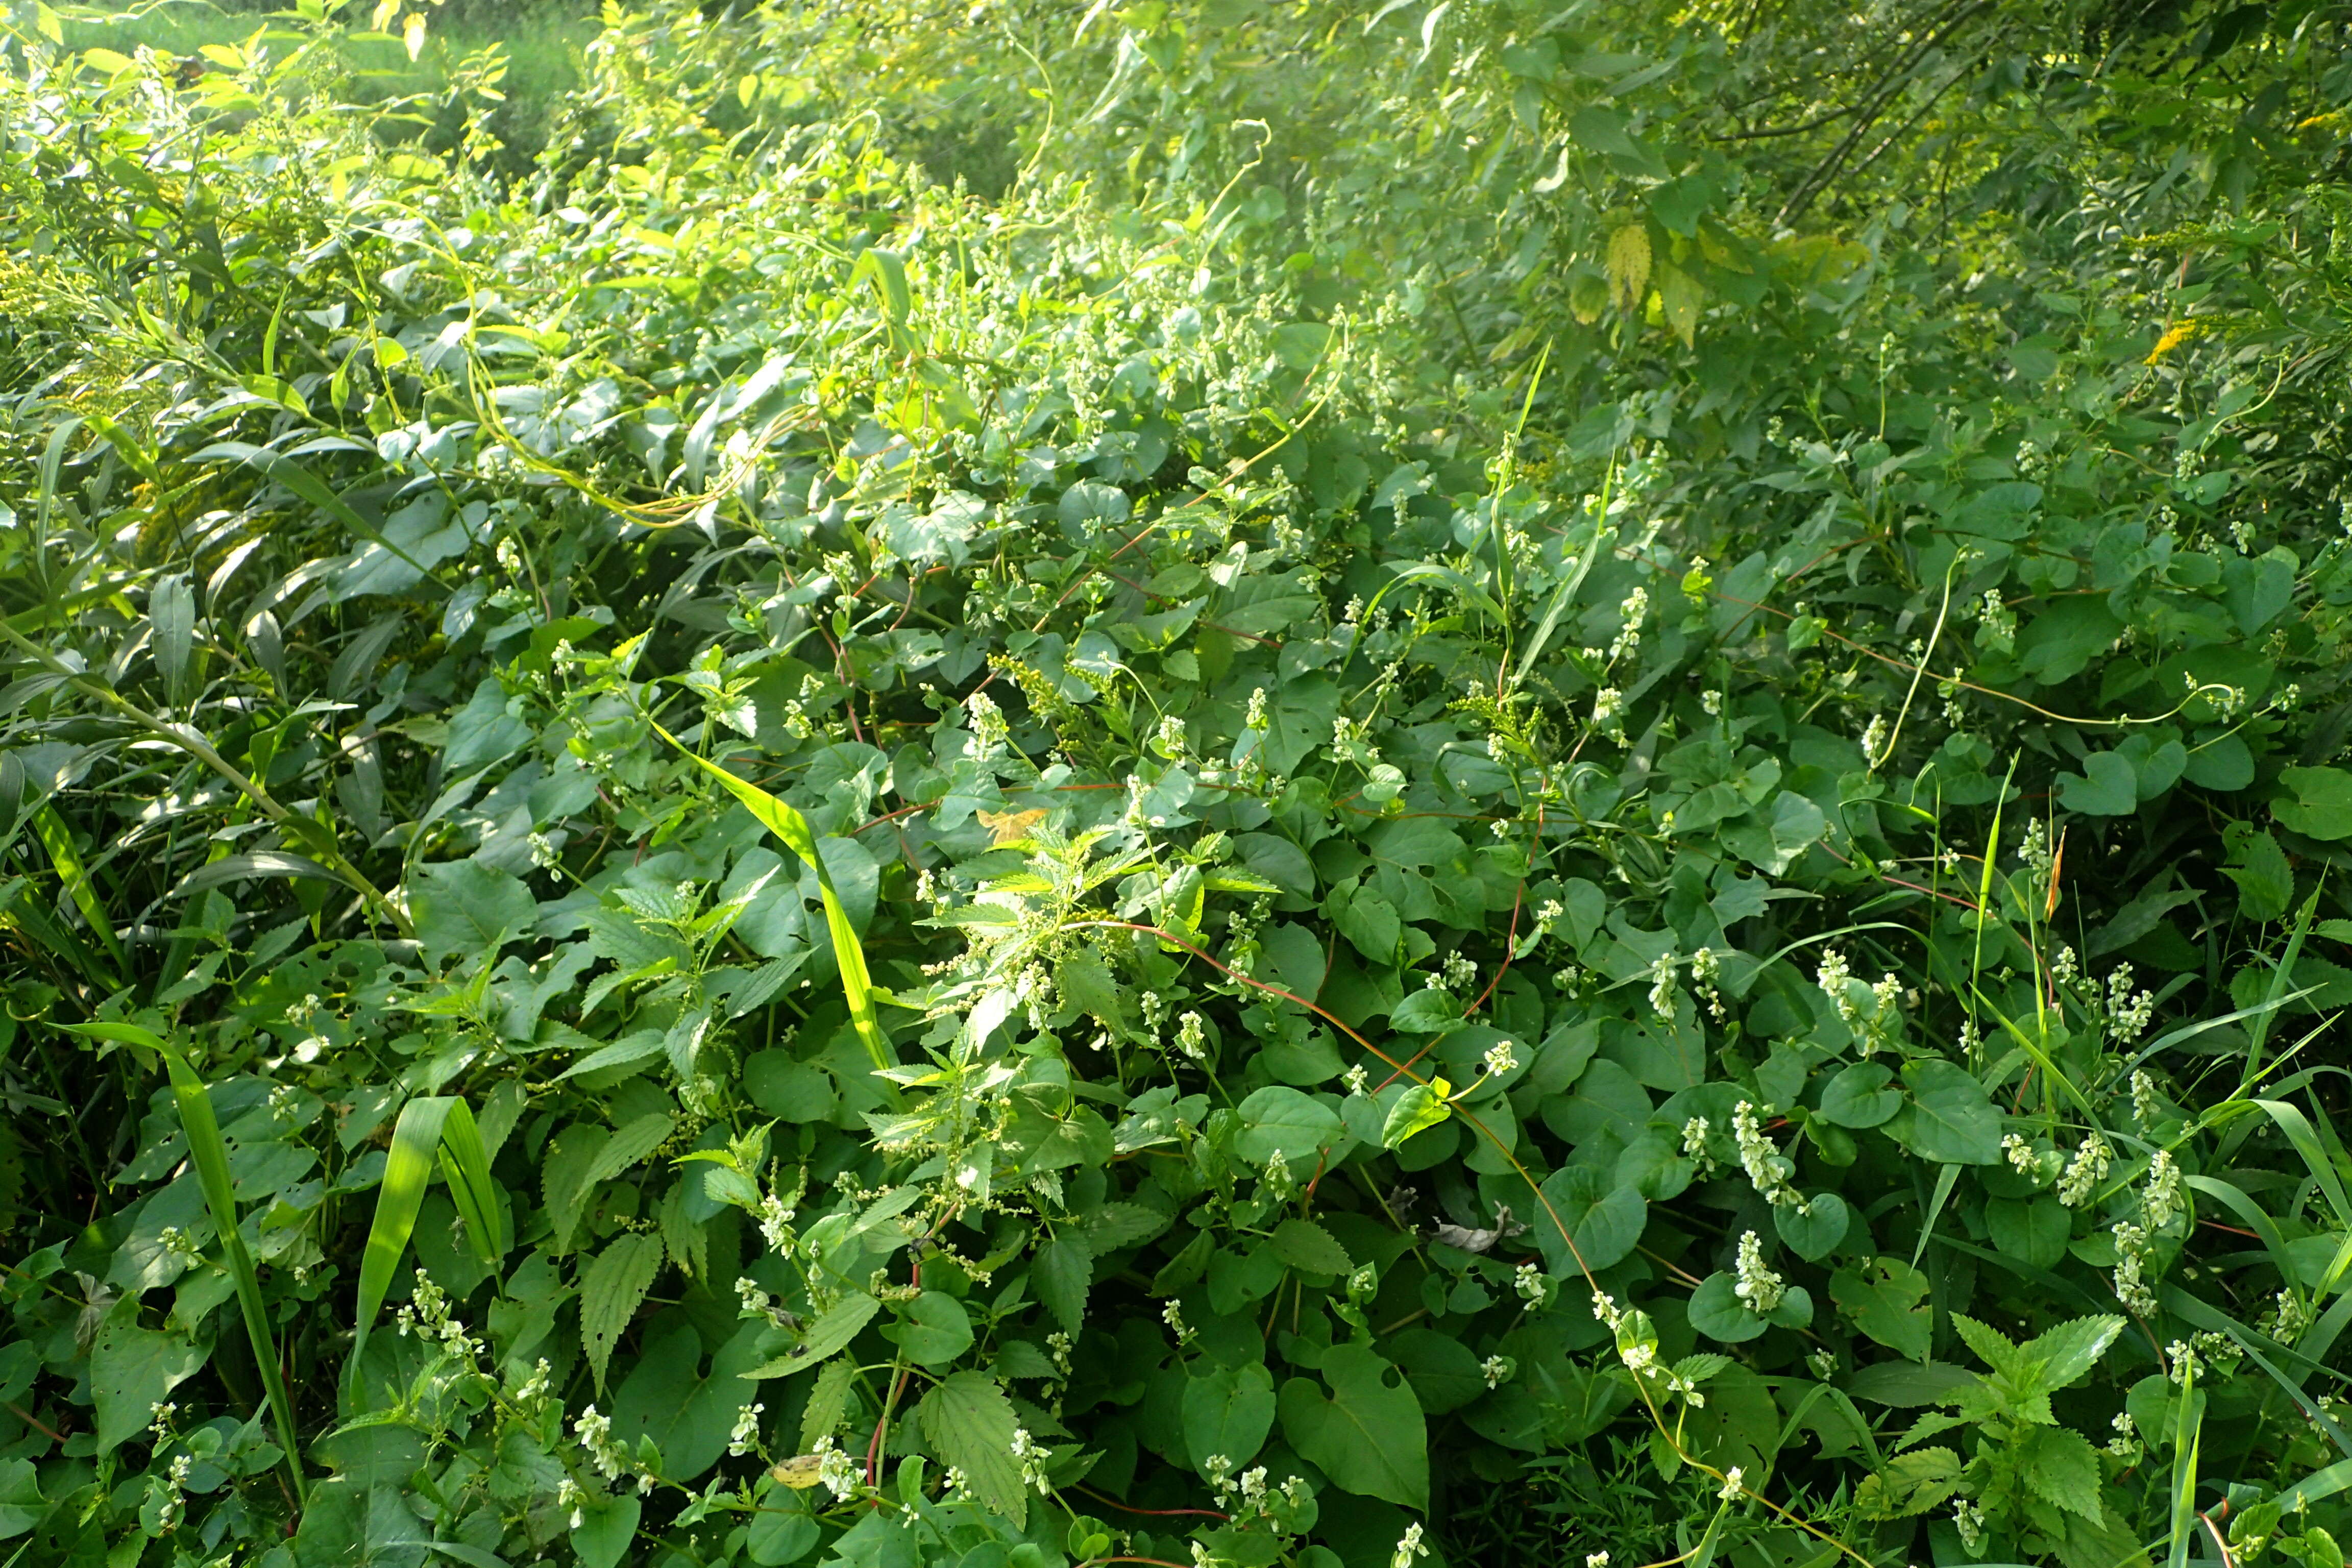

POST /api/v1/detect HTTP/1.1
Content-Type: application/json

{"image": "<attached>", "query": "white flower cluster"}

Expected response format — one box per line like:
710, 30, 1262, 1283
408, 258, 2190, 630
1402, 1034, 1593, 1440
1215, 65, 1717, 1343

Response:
2143, 1149, 2184, 1230
1391, 1522, 1429, 1568
1175, 1011, 1208, 1062
1010, 1426, 1049, 1492
2057, 1133, 2112, 1207
2003, 1133, 2039, 1174
2105, 965, 2157, 1043
1481, 1039, 1518, 1076
2019, 818, 2053, 877
1439, 950, 1477, 992
728, 1402, 765, 1458
965, 690, 1009, 766
1732, 1230, 1785, 1314
1732, 1100, 1800, 1207
1953, 1496, 1986, 1551
1343, 1064, 1370, 1096
1481, 1355, 1514, 1389
573, 1405, 632, 1483
1514, 1263, 1550, 1305
1860, 715, 1890, 768
2111, 1220, 2158, 1316
394, 1269, 483, 1360
1591, 687, 1626, 742
2132, 1069, 2163, 1127
1647, 950, 1679, 1021
1609, 587, 1648, 663
2106, 1411, 2141, 1459
757, 1193, 798, 1255
1681, 1116, 1718, 1177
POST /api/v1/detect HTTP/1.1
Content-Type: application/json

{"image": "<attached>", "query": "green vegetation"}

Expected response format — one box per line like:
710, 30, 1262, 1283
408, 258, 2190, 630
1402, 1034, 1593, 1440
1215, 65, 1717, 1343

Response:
3, 3, 2352, 1566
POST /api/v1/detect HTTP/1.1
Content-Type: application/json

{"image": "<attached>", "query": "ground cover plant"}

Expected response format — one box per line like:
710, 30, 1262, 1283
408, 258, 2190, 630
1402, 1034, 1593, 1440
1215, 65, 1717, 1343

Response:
5, 1, 2352, 1565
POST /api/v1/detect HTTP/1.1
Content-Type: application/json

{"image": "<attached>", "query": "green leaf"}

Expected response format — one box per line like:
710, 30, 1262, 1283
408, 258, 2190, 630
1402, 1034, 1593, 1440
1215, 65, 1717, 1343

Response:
1533, 1163, 1648, 1273
1032, 1237, 1093, 1335
1278, 1343, 1428, 1509
1183, 1362, 1277, 1472
0, 1458, 44, 1539
2019, 1315, 2125, 1394
1269, 1218, 1354, 1276
661, 732, 895, 1075
799, 1360, 857, 1451
580, 1233, 665, 1391
1885, 1060, 2002, 1164
744, 1293, 879, 1379
1687, 1272, 1768, 1344
582, 1112, 676, 1191
1818, 1061, 1902, 1128
2224, 824, 2294, 922
1853, 1447, 1963, 1518
2277, 767, 2352, 841
1235, 1086, 1343, 1166
2057, 751, 2138, 816
1987, 1196, 2071, 1269
1380, 1082, 1453, 1148
1775, 1192, 1850, 1260
892, 1291, 974, 1366
571, 1492, 641, 1568
917, 1371, 1026, 1523
91, 1318, 206, 1454
1830, 1256, 1933, 1361
353, 1096, 455, 1358
2021, 1424, 2105, 1521
409, 860, 538, 968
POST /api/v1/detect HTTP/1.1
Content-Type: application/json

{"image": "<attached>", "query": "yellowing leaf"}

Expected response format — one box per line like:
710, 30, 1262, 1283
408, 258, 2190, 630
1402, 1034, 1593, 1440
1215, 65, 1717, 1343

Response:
1606, 224, 1652, 312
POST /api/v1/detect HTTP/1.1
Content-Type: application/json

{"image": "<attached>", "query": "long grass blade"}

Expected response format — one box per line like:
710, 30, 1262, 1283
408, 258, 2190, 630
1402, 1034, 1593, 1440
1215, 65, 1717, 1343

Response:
655, 722, 895, 1074
2165, 1358, 2202, 1568
60, 1021, 307, 1507
435, 1098, 509, 1263
31, 802, 125, 981
354, 1095, 456, 1358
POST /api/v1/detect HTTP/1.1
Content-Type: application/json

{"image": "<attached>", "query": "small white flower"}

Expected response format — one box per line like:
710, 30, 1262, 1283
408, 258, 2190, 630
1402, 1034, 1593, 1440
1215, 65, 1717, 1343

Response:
2057, 1133, 2112, 1207
1732, 1230, 1785, 1314
1482, 1040, 1518, 1077
1720, 1465, 1745, 1501
727, 1401, 765, 1457
1481, 1355, 1513, 1389
1391, 1521, 1429, 1568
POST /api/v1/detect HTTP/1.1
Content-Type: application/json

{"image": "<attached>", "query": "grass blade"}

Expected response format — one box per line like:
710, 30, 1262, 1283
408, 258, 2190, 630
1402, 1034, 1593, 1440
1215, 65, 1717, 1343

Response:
2165, 1357, 2202, 1568
656, 722, 895, 1074
31, 802, 126, 982
354, 1095, 457, 1358
60, 1021, 307, 1507
434, 1098, 509, 1264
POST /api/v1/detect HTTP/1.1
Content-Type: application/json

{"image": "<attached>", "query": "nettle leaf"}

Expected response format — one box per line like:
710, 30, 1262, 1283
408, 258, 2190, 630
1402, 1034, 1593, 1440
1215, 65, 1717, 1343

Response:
1277, 1344, 1427, 1510
1853, 1447, 1962, 1519
1031, 1237, 1093, 1335
580, 1233, 665, 1391
2020, 1424, 2105, 1521
1269, 1218, 1353, 1277
917, 1371, 1026, 1523
744, 1293, 878, 1380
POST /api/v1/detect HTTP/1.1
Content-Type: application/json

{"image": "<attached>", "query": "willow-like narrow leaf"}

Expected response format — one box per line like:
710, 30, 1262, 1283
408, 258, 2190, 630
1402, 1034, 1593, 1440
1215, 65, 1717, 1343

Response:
354, 1095, 457, 1358
654, 723, 894, 1074
62, 1021, 307, 1507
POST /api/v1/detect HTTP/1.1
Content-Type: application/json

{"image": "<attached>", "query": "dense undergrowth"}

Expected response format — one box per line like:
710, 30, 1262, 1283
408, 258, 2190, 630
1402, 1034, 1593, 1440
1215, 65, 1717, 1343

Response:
6, 2, 2352, 1566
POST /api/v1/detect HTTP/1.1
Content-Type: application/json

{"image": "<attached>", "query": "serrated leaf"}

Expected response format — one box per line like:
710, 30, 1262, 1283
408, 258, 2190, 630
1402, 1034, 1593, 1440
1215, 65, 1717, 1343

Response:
582, 1112, 675, 1191
917, 1371, 1025, 1524
1077, 1202, 1166, 1255
1269, 1217, 1354, 1276
1853, 1447, 1962, 1518
2019, 1315, 2124, 1395
1032, 1237, 1092, 1335
2020, 1424, 2104, 1521
580, 1233, 664, 1391
799, 1359, 857, 1451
